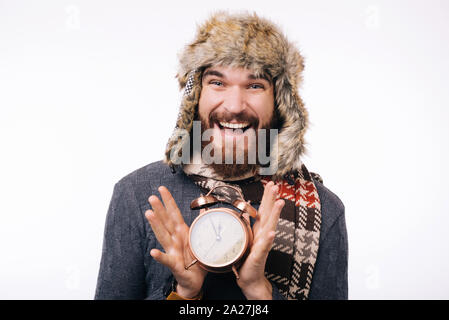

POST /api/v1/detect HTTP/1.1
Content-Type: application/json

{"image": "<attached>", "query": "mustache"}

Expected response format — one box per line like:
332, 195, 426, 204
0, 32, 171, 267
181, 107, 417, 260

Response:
208, 110, 259, 128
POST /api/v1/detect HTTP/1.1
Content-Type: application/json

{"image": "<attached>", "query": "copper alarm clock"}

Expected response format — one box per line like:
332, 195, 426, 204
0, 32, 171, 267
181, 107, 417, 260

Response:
185, 185, 257, 279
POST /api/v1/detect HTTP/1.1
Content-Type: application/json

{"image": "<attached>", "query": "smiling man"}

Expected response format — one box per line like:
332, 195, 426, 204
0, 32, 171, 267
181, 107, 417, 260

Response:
196, 65, 278, 178
95, 11, 348, 300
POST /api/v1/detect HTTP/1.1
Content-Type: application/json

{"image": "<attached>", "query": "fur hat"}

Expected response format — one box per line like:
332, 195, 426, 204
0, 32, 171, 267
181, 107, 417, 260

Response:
164, 11, 308, 181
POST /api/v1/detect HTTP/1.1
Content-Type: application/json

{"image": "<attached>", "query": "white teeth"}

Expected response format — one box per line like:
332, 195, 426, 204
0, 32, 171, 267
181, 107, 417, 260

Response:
219, 121, 250, 129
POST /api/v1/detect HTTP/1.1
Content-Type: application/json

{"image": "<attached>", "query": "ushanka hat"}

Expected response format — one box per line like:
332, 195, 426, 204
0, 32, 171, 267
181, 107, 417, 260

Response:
164, 11, 309, 181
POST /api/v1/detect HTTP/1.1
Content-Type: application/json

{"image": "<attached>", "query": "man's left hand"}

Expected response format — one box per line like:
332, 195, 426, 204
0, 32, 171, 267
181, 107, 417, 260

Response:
236, 181, 284, 300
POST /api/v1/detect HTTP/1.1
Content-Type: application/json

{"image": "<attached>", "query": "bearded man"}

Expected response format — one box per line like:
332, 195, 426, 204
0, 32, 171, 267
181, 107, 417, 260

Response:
95, 12, 348, 300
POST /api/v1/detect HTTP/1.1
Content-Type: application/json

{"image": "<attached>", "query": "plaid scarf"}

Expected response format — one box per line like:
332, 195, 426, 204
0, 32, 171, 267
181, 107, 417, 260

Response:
183, 163, 322, 300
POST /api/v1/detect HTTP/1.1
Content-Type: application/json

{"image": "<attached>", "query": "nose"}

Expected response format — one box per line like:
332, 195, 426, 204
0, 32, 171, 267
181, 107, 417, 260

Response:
223, 86, 246, 114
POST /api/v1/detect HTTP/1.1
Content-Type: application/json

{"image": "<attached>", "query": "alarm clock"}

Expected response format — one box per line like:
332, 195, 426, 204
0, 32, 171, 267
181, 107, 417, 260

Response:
185, 185, 257, 279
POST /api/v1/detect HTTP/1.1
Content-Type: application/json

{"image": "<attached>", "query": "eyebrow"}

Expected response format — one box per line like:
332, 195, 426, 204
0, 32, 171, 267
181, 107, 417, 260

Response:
202, 69, 272, 84
203, 69, 225, 79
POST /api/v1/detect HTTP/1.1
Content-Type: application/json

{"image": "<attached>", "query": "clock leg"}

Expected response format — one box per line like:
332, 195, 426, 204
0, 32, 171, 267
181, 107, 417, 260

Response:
232, 265, 240, 279
185, 259, 198, 270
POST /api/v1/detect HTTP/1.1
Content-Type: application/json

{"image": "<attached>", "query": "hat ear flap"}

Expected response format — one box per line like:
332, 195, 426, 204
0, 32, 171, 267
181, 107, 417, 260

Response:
273, 73, 308, 179
164, 69, 203, 167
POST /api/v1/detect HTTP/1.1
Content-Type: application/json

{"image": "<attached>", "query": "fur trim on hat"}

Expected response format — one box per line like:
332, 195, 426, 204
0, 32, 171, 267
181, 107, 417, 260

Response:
164, 11, 308, 181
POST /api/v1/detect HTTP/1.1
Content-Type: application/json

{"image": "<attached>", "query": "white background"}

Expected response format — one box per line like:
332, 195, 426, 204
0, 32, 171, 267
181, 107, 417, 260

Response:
1, 0, 448, 299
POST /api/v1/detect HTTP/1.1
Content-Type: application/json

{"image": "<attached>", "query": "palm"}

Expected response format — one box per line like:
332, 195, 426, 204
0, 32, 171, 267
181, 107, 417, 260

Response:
145, 186, 207, 298
170, 223, 207, 290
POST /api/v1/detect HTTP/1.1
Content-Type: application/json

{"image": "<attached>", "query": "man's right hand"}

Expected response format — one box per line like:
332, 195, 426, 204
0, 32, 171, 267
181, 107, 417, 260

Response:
145, 186, 207, 298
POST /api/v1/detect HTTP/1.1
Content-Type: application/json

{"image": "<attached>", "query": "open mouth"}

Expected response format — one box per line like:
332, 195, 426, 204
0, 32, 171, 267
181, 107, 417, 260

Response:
216, 121, 252, 133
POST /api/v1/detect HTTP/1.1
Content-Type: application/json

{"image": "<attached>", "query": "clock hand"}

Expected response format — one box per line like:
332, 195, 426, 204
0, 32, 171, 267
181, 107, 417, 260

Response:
209, 217, 220, 240
218, 221, 224, 239
203, 239, 218, 258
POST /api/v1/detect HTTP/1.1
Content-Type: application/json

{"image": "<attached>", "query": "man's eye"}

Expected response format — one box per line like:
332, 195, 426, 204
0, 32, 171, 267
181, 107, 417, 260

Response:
210, 80, 223, 86
249, 83, 264, 89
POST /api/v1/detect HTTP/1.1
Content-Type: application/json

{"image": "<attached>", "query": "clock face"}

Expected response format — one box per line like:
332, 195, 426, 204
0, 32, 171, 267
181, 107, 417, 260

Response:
190, 210, 246, 267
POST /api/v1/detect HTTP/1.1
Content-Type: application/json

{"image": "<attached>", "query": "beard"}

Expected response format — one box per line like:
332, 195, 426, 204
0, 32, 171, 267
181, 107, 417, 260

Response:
196, 108, 279, 179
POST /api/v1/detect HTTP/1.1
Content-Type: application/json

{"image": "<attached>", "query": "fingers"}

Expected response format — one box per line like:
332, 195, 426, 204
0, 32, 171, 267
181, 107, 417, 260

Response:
148, 195, 176, 237
258, 181, 279, 221
150, 248, 174, 269
250, 181, 285, 262
148, 186, 185, 235
257, 181, 284, 229
265, 198, 284, 233
145, 186, 189, 263
158, 186, 185, 226
145, 209, 172, 250
252, 200, 283, 260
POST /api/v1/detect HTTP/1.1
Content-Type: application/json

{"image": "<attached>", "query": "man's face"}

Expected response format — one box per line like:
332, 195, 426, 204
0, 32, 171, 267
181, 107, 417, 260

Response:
197, 65, 276, 176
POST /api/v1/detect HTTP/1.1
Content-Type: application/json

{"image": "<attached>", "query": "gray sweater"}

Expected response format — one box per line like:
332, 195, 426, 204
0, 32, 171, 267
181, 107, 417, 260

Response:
94, 161, 348, 300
